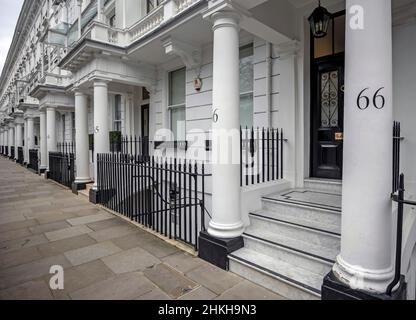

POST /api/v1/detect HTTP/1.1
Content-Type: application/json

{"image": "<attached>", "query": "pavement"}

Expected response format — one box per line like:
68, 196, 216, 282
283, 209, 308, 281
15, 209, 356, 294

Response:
0, 156, 284, 300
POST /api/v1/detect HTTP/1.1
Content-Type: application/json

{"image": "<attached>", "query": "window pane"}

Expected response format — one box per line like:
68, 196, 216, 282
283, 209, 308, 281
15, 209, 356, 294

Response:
142, 87, 150, 100
114, 95, 121, 121
171, 107, 186, 140
240, 93, 253, 128
240, 44, 253, 93
169, 68, 186, 106
314, 19, 333, 58
334, 15, 345, 54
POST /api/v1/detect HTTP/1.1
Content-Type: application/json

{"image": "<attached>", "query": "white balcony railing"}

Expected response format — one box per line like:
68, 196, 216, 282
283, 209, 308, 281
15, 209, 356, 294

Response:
128, 4, 165, 42
84, 0, 202, 46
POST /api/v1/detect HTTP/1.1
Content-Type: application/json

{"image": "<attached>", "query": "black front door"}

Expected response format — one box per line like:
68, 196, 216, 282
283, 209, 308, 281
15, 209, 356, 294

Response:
311, 54, 344, 179
141, 104, 150, 156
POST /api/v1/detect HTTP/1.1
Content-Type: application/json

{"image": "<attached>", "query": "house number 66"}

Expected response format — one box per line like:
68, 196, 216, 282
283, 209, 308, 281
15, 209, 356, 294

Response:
212, 108, 219, 123
357, 87, 385, 110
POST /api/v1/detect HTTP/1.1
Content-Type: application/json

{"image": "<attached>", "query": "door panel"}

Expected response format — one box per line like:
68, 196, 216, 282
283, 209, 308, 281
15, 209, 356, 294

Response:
141, 104, 150, 156
311, 55, 344, 179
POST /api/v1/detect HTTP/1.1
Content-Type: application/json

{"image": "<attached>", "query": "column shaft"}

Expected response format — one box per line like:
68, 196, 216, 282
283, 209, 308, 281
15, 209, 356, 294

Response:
208, 12, 244, 239
92, 81, 109, 189
46, 108, 57, 170
334, 0, 394, 293
9, 127, 14, 158
23, 119, 28, 163
75, 92, 91, 183
39, 111, 47, 170
15, 123, 22, 160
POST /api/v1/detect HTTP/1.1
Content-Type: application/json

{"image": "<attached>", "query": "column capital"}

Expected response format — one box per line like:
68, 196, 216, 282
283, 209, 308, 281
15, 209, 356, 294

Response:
203, 0, 251, 26
93, 79, 110, 88
274, 40, 300, 59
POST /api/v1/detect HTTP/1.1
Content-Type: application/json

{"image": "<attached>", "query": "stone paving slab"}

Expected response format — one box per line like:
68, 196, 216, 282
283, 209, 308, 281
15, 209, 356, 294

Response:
70, 272, 155, 300
0, 157, 284, 300
45, 225, 93, 242
64, 241, 122, 266
101, 246, 161, 274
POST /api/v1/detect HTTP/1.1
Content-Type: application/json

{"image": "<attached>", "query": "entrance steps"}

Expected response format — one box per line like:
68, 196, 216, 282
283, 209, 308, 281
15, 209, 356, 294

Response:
229, 181, 342, 300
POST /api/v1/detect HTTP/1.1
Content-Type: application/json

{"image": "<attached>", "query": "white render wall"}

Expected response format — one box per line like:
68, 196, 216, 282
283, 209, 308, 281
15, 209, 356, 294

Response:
393, 22, 416, 199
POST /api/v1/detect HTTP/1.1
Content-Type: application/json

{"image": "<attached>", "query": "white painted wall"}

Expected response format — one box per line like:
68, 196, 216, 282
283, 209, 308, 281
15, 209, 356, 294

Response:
393, 22, 416, 199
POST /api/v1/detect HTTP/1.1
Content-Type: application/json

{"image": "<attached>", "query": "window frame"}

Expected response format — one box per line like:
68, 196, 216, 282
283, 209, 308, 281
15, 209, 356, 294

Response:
113, 94, 122, 132
168, 67, 186, 141
239, 43, 254, 128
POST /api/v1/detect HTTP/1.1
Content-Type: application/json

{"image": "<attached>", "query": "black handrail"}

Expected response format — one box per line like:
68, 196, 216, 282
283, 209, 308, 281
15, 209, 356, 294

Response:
387, 173, 416, 295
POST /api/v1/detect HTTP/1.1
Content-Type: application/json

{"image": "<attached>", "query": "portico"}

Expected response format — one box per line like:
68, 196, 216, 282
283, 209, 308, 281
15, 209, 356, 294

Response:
0, 0, 415, 301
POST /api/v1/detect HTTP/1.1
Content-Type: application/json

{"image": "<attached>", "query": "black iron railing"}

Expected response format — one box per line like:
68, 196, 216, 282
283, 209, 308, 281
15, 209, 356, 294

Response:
110, 135, 150, 156
10, 146, 15, 159
17, 147, 24, 165
0, 146, 3, 155
49, 149, 75, 188
392, 121, 401, 193
57, 142, 76, 154
97, 153, 210, 250
387, 173, 416, 296
240, 127, 284, 187
29, 149, 39, 173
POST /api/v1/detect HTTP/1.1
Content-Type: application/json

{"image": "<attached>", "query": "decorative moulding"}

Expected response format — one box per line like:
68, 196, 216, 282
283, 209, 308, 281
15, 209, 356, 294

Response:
161, 36, 202, 70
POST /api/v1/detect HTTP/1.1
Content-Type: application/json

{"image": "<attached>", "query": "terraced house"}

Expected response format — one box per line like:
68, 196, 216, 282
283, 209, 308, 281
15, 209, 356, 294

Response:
0, 0, 415, 300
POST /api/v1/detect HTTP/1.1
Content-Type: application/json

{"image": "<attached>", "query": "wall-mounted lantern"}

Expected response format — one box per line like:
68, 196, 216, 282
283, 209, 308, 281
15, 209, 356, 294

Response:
308, 1, 332, 38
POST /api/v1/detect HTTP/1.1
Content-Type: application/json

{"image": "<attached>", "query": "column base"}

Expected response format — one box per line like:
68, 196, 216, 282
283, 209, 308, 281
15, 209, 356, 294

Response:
198, 230, 244, 270
89, 188, 100, 204
322, 271, 407, 300
39, 168, 46, 175
71, 181, 91, 195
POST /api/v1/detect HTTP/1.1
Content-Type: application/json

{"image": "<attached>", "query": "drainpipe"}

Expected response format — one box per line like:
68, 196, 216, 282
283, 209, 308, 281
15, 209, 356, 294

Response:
265, 42, 272, 128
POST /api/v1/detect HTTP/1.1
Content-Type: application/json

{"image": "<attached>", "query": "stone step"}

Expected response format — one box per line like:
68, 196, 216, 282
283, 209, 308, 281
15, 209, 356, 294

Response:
242, 230, 335, 276
303, 178, 342, 193
255, 202, 341, 234
229, 248, 321, 300
248, 212, 341, 250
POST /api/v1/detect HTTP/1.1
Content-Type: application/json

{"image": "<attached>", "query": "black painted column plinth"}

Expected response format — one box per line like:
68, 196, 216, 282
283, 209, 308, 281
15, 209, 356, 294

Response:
322, 271, 407, 300
71, 182, 88, 195
39, 168, 46, 175
89, 188, 100, 204
198, 231, 244, 270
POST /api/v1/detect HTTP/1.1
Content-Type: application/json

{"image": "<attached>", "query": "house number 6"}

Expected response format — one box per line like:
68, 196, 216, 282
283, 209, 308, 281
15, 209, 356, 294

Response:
357, 87, 385, 110
212, 108, 219, 123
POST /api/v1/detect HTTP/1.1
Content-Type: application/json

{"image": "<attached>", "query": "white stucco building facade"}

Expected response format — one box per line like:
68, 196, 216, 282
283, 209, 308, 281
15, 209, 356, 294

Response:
0, 0, 415, 300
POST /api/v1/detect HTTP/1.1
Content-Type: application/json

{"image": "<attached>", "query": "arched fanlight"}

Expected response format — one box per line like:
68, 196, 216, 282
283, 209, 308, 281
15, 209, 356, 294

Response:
308, 0, 332, 38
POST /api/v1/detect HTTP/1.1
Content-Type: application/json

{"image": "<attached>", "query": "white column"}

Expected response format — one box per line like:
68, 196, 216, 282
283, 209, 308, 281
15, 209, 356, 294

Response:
97, 0, 104, 23
15, 122, 22, 160
23, 119, 28, 163
8, 126, 14, 158
333, 0, 394, 293
92, 80, 109, 189
77, 0, 82, 39
27, 117, 35, 151
39, 111, 47, 170
207, 11, 244, 239
75, 92, 91, 183
46, 107, 57, 170
0, 130, 4, 153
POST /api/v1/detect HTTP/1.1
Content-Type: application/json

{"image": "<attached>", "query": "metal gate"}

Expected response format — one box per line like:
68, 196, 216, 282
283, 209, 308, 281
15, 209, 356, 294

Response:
97, 153, 210, 250
48, 151, 75, 188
